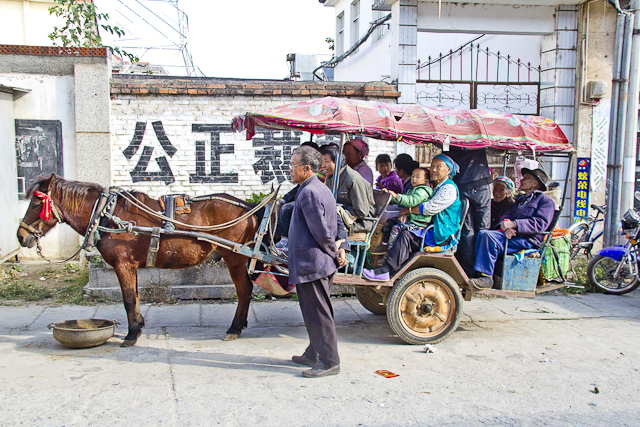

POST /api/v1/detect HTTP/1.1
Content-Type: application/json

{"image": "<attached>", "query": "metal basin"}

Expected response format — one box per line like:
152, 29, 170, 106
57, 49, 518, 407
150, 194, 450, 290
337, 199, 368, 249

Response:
48, 319, 118, 349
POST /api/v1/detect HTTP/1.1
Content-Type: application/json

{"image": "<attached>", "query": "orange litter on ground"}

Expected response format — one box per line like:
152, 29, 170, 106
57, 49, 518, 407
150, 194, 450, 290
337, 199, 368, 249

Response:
375, 370, 399, 378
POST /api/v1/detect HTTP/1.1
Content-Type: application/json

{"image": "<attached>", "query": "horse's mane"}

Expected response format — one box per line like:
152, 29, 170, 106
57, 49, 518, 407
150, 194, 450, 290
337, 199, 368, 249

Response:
28, 174, 104, 216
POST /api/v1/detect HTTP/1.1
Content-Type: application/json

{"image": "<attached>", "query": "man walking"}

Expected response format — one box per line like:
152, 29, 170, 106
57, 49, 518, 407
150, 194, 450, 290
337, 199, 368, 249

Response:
288, 146, 344, 378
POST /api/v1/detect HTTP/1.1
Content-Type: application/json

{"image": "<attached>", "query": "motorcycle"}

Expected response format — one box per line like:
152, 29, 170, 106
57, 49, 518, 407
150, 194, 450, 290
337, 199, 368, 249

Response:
587, 191, 640, 295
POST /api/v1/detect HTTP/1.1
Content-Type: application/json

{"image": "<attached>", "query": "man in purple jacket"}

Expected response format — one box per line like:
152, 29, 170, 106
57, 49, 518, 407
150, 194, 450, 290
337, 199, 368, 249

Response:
288, 146, 345, 378
470, 167, 555, 289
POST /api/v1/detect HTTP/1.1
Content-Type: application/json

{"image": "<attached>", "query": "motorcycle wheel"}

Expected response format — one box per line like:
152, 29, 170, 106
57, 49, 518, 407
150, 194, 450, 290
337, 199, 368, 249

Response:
587, 254, 640, 294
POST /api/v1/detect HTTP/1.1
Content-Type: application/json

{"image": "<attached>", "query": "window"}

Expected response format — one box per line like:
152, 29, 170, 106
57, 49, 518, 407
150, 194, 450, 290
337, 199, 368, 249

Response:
336, 12, 344, 56
351, 1, 360, 48
372, 10, 386, 43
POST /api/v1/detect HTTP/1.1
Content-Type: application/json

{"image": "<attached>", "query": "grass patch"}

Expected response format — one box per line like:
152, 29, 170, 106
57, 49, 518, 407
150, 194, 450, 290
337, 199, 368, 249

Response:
563, 256, 599, 295
0, 266, 102, 305
0, 281, 54, 301
53, 269, 95, 304
140, 280, 175, 304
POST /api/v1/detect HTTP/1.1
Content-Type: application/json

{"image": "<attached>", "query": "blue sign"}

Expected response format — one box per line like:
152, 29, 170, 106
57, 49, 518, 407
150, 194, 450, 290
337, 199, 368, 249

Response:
574, 158, 590, 222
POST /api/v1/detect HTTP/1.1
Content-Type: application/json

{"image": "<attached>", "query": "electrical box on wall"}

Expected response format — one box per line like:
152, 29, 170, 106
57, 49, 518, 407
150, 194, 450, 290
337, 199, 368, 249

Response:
588, 81, 606, 99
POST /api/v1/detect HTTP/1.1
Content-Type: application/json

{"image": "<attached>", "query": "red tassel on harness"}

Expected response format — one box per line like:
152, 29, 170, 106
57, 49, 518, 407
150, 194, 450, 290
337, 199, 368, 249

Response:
34, 190, 53, 221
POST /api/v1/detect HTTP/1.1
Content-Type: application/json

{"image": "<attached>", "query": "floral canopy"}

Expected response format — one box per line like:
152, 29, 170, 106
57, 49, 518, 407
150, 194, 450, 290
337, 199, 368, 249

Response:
232, 97, 572, 152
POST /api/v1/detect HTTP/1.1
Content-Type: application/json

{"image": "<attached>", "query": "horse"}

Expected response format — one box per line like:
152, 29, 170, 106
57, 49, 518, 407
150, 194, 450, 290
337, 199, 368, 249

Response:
16, 174, 264, 346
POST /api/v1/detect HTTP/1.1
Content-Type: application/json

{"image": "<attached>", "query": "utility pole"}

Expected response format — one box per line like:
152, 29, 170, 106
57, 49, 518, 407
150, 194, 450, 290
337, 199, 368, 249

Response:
622, 0, 640, 215
604, 12, 634, 246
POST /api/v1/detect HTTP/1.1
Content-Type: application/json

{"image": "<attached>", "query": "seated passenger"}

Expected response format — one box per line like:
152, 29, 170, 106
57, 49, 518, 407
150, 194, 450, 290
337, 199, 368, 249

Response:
377, 167, 434, 251
470, 167, 555, 289
321, 145, 376, 234
393, 153, 419, 194
491, 176, 516, 229
374, 154, 404, 193
363, 154, 462, 281
343, 138, 374, 185
274, 142, 322, 248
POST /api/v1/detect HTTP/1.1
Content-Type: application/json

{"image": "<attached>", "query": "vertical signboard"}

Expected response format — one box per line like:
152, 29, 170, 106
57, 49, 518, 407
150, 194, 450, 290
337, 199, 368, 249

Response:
574, 158, 590, 222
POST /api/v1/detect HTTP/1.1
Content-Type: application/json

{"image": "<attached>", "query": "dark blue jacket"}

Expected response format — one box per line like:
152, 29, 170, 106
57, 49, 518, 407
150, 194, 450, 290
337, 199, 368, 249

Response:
499, 190, 555, 247
447, 147, 492, 191
288, 175, 338, 284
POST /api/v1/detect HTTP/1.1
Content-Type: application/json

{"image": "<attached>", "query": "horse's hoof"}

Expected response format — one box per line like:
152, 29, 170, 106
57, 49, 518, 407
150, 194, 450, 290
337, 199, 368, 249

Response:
223, 333, 239, 341
121, 339, 137, 347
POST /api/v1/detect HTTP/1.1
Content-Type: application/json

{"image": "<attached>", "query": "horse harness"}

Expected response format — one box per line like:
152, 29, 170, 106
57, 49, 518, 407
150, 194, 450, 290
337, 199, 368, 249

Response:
19, 190, 69, 262
22, 186, 264, 266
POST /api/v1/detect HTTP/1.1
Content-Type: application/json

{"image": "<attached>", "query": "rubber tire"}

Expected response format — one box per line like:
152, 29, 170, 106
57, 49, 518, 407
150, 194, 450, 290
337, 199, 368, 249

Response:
568, 222, 589, 260
587, 254, 640, 295
355, 286, 387, 315
387, 267, 463, 345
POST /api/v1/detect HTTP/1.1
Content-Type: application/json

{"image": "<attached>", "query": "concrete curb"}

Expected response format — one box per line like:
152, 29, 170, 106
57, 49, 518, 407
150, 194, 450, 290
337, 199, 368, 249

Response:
84, 259, 355, 301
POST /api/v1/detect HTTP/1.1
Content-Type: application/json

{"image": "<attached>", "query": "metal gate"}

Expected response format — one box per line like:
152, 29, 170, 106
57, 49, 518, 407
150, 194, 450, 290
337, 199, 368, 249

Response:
416, 42, 541, 115
414, 42, 542, 166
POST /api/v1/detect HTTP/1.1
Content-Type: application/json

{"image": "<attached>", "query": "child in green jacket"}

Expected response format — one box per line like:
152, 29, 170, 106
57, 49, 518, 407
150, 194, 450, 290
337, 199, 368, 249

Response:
380, 167, 434, 250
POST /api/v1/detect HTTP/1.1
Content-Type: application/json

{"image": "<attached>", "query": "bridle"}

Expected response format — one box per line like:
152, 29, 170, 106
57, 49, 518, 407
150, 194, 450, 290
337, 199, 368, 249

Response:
19, 190, 65, 261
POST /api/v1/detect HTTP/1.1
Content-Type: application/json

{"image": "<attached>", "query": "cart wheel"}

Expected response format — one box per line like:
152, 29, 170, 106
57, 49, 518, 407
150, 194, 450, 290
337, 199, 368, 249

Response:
387, 268, 463, 345
355, 286, 387, 315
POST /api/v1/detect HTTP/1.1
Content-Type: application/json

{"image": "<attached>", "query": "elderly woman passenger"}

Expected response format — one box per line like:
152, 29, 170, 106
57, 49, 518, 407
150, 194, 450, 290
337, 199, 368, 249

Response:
363, 154, 462, 281
491, 176, 516, 229
343, 138, 374, 185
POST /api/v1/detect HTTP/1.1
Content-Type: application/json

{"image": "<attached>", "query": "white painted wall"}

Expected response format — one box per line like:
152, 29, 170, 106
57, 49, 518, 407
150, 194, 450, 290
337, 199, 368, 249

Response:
0, 91, 21, 262
110, 95, 396, 199
417, 2, 556, 35
332, 0, 394, 83
0, 72, 78, 260
0, 0, 61, 46
331, 1, 555, 85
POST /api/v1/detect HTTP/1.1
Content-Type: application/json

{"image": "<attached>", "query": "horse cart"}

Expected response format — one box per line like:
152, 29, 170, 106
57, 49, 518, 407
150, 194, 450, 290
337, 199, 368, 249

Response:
232, 97, 575, 345
16, 97, 574, 347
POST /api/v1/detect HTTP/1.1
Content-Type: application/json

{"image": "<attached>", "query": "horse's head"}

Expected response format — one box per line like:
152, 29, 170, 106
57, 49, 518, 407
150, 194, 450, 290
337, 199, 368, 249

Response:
17, 174, 64, 248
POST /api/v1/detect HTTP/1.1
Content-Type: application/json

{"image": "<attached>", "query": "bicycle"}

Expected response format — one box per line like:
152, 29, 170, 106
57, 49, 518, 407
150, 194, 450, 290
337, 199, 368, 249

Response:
567, 204, 605, 260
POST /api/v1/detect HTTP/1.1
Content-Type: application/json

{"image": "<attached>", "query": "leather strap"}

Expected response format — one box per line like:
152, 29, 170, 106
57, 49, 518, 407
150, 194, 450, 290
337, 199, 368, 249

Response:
146, 227, 162, 268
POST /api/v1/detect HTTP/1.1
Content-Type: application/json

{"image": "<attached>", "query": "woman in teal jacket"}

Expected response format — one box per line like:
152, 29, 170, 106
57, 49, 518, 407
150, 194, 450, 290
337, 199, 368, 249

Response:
364, 154, 462, 281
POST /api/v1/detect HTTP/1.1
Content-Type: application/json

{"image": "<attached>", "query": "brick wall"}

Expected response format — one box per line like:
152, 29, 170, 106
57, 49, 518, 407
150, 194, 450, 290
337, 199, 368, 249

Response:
110, 76, 399, 199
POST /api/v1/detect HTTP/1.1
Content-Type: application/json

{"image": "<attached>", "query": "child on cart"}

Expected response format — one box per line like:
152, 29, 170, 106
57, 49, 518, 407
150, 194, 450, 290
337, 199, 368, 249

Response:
374, 167, 434, 253
374, 154, 404, 193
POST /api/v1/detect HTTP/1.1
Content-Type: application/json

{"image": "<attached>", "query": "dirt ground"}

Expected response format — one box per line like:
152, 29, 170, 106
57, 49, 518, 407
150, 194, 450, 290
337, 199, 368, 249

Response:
0, 261, 91, 305
1, 261, 84, 289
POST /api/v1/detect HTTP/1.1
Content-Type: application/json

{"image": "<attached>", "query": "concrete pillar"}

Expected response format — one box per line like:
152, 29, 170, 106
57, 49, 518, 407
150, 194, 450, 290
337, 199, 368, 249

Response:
621, 0, 640, 214
74, 62, 112, 186
396, 0, 417, 105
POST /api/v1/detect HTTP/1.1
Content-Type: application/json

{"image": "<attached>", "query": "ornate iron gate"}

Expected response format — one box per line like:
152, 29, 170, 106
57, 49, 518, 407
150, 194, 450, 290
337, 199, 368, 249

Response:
416, 42, 541, 115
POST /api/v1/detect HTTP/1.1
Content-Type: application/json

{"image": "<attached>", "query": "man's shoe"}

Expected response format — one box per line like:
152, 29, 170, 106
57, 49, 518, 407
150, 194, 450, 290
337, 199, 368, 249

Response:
302, 362, 340, 378
469, 276, 494, 289
292, 354, 318, 367
363, 268, 390, 282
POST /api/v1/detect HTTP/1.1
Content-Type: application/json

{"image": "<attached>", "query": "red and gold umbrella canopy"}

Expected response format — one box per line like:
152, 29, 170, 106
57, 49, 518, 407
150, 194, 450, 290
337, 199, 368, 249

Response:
232, 97, 572, 152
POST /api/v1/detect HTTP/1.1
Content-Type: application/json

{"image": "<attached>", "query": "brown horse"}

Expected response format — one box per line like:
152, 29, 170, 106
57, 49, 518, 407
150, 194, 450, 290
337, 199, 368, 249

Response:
16, 174, 261, 346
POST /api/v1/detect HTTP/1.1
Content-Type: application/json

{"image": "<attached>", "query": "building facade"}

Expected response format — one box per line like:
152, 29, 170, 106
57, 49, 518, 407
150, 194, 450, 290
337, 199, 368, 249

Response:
321, 0, 622, 229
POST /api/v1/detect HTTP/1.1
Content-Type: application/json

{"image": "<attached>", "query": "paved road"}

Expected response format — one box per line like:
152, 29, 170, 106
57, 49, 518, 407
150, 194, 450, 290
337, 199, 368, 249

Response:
1, 292, 639, 426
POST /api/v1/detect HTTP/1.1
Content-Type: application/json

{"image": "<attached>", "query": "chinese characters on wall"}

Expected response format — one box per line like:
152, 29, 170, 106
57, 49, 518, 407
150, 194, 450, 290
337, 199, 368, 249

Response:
122, 120, 339, 186
574, 158, 590, 221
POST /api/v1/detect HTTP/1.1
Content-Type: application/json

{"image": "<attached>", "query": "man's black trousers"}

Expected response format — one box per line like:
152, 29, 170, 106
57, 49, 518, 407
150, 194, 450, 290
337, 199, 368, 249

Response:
297, 273, 340, 367
456, 185, 491, 276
